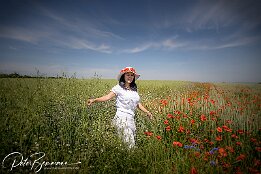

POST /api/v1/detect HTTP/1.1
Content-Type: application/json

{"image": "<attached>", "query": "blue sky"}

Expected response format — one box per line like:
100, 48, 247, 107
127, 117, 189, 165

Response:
0, 0, 261, 82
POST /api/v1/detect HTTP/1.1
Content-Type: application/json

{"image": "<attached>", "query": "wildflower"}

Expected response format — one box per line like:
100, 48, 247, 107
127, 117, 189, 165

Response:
184, 145, 200, 151
174, 110, 181, 115
212, 117, 217, 121
190, 138, 199, 144
255, 147, 261, 152
222, 125, 232, 132
210, 99, 215, 105
184, 145, 190, 149
210, 111, 216, 116
194, 152, 200, 157
160, 99, 168, 106
226, 146, 234, 153
210, 160, 216, 166
190, 119, 195, 124
253, 158, 260, 167
178, 125, 185, 133
250, 138, 257, 143
190, 167, 197, 174
144, 131, 153, 137
237, 129, 244, 134
236, 154, 246, 161
167, 113, 174, 118
209, 147, 219, 155
226, 120, 233, 124
173, 141, 183, 147
222, 163, 231, 169
217, 127, 223, 133
163, 119, 169, 125
236, 142, 242, 146
156, 135, 162, 140
248, 167, 259, 174
231, 134, 238, 139
186, 129, 191, 134
209, 141, 214, 146
216, 136, 222, 141
200, 114, 207, 121
218, 148, 227, 157
166, 126, 171, 131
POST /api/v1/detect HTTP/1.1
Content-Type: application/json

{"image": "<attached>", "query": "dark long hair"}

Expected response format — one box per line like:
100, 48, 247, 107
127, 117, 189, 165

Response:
119, 73, 138, 91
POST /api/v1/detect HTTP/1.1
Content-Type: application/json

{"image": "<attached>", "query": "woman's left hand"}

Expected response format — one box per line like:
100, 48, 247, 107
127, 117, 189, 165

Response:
146, 111, 153, 120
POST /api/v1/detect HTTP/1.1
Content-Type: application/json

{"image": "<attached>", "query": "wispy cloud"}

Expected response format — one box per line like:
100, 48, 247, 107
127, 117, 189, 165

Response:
61, 37, 112, 53
121, 34, 260, 53
40, 7, 124, 40
0, 26, 50, 44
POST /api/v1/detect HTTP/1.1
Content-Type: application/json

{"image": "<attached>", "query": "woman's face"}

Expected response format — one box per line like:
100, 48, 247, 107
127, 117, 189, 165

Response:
124, 72, 134, 84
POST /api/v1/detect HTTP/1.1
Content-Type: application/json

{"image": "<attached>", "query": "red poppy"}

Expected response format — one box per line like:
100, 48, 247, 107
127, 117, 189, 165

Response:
173, 141, 183, 147
226, 146, 234, 153
194, 152, 200, 157
210, 99, 215, 105
174, 110, 181, 115
216, 136, 222, 141
144, 131, 153, 137
164, 119, 169, 125
217, 127, 223, 133
255, 147, 261, 152
167, 113, 174, 118
253, 158, 260, 167
236, 142, 242, 146
178, 125, 185, 133
231, 134, 238, 139
237, 129, 244, 134
236, 154, 246, 161
226, 120, 233, 124
166, 126, 171, 131
190, 167, 197, 174
190, 119, 195, 124
209, 141, 214, 145
222, 125, 232, 132
222, 163, 231, 168
218, 148, 227, 157
200, 114, 207, 121
210, 111, 216, 116
211, 117, 217, 121
250, 138, 257, 143
190, 138, 199, 144
156, 135, 162, 140
161, 99, 168, 106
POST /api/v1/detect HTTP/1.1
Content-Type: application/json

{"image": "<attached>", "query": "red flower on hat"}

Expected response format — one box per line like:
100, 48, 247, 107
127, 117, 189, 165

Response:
118, 67, 140, 80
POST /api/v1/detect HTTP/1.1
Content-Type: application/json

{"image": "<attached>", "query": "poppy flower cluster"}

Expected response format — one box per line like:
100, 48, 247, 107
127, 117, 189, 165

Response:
143, 82, 260, 173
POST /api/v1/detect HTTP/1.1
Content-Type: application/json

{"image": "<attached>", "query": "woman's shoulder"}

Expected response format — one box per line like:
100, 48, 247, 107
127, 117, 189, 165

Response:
112, 84, 121, 89
111, 84, 122, 93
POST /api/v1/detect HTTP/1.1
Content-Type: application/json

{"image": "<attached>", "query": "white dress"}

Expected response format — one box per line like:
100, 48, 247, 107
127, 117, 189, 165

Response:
111, 84, 140, 148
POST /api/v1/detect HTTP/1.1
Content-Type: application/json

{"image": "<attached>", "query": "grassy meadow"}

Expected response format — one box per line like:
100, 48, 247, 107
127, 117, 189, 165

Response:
0, 78, 260, 173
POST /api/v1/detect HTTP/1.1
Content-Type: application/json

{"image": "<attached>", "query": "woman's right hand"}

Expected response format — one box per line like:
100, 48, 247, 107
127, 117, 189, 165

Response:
86, 99, 95, 106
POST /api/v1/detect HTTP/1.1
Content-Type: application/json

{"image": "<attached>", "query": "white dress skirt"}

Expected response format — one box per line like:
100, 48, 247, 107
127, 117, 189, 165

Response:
112, 110, 136, 148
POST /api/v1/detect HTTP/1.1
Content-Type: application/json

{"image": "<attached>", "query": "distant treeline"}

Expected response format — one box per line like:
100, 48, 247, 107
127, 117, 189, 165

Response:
0, 73, 65, 79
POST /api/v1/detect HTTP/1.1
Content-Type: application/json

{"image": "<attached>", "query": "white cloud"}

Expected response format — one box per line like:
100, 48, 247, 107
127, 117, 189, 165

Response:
0, 26, 49, 44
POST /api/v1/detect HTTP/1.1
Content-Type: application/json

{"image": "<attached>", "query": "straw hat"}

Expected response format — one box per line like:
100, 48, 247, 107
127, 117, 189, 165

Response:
117, 67, 140, 81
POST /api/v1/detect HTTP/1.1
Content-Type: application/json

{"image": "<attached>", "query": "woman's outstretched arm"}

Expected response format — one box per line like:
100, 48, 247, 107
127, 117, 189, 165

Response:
86, 91, 115, 106
137, 103, 153, 119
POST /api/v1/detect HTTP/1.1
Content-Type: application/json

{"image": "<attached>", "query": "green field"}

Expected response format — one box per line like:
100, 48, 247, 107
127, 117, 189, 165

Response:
0, 78, 260, 173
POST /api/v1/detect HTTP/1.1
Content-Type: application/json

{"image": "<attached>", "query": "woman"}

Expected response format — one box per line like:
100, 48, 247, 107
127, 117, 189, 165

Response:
87, 67, 152, 148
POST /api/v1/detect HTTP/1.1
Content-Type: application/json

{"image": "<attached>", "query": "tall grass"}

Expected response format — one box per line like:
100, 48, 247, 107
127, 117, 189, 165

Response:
0, 78, 260, 173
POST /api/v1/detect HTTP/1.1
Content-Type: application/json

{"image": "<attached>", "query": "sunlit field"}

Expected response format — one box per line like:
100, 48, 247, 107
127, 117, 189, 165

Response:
0, 78, 260, 173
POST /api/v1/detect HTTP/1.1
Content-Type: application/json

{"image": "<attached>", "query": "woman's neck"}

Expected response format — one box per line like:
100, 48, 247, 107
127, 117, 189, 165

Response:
125, 83, 130, 89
